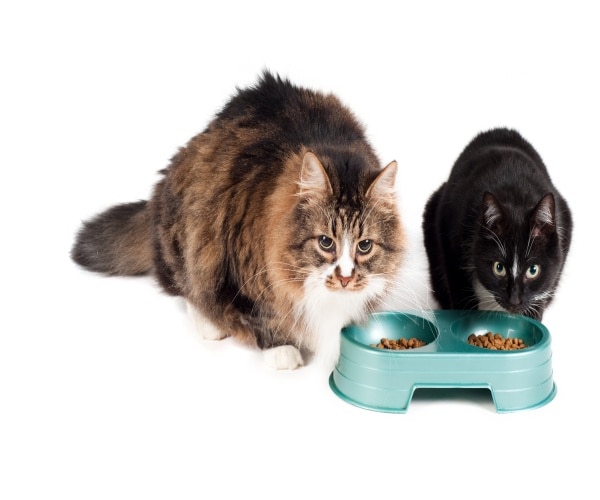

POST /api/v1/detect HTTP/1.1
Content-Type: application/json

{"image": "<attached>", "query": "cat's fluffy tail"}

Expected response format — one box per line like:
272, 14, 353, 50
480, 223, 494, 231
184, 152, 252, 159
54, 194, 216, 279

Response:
71, 200, 154, 275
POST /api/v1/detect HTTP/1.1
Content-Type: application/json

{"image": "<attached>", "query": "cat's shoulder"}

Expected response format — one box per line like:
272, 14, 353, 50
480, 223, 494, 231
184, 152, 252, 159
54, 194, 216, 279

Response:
457, 127, 545, 169
471, 127, 523, 144
462, 127, 531, 154
216, 70, 332, 128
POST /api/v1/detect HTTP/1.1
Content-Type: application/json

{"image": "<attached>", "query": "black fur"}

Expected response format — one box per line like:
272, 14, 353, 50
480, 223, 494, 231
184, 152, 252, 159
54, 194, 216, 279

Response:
422, 128, 572, 320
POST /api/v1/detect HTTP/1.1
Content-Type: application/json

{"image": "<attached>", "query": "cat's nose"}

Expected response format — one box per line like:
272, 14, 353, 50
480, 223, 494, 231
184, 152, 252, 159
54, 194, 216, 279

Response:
509, 289, 522, 306
338, 275, 352, 288
335, 266, 354, 287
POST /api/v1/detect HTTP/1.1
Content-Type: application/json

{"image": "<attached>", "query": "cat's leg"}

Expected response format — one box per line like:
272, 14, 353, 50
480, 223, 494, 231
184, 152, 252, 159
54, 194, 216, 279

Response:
189, 298, 303, 369
262, 345, 304, 370
246, 314, 305, 369
422, 185, 453, 309
185, 301, 228, 340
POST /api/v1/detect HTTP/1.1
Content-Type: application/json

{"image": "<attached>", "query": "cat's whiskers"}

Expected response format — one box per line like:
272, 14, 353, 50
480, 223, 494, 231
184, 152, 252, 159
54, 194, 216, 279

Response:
237, 274, 311, 346
387, 286, 432, 311
226, 260, 309, 319
245, 276, 306, 308
238, 263, 404, 351
477, 294, 501, 309
373, 272, 418, 300
232, 261, 312, 296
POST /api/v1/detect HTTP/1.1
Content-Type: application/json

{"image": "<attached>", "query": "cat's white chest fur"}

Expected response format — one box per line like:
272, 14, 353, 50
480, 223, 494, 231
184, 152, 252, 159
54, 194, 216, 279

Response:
299, 273, 387, 371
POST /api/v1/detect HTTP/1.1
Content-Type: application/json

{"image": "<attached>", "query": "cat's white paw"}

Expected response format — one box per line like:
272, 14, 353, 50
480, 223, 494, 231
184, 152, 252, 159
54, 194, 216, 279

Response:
263, 345, 304, 370
186, 301, 227, 340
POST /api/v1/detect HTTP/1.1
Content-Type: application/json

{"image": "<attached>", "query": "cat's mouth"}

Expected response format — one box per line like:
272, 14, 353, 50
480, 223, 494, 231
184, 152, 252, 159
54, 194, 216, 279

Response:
502, 303, 543, 321
324, 266, 363, 291
326, 280, 363, 292
326, 274, 364, 292
474, 280, 541, 319
485, 293, 543, 321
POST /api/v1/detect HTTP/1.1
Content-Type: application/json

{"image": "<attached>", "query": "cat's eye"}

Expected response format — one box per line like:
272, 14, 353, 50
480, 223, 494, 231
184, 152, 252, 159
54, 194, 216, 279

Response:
357, 239, 373, 254
526, 264, 540, 279
318, 235, 335, 252
493, 261, 506, 277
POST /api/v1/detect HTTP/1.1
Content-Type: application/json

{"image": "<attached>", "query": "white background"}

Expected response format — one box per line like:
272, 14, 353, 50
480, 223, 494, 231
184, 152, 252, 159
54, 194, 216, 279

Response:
1, 1, 597, 498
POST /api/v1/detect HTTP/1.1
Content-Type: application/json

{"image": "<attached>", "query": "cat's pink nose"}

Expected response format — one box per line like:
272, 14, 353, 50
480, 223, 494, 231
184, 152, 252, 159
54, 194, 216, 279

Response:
338, 275, 352, 288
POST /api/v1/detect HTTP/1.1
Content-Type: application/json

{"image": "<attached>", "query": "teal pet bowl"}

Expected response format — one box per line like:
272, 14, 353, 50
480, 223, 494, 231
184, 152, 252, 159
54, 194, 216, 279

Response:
329, 310, 556, 413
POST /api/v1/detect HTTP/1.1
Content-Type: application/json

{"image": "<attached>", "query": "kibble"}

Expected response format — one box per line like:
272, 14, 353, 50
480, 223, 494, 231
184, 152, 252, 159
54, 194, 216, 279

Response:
372, 337, 428, 350
467, 332, 527, 350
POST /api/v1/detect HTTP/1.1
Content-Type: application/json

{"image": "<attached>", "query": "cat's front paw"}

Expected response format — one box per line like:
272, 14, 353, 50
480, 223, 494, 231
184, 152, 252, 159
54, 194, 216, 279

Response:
263, 345, 304, 370
186, 301, 228, 340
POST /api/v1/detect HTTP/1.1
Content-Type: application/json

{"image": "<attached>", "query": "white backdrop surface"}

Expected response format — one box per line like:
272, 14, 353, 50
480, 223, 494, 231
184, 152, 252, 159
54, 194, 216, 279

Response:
1, 2, 597, 498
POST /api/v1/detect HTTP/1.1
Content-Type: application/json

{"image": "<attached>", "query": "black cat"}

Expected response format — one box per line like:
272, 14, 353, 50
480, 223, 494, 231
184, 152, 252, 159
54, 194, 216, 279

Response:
422, 128, 572, 320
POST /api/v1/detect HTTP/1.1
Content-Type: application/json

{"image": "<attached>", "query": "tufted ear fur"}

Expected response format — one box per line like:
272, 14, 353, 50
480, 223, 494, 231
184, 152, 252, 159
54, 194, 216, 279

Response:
531, 193, 556, 239
298, 152, 333, 196
482, 191, 505, 235
366, 160, 398, 199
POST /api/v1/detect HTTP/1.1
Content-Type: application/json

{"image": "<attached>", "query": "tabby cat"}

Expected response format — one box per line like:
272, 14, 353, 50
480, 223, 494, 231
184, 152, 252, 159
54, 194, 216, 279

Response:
422, 127, 572, 320
71, 71, 405, 370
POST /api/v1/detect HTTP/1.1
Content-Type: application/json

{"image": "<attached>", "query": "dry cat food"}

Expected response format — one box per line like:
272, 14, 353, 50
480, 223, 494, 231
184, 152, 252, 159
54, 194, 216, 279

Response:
373, 337, 428, 350
467, 332, 527, 350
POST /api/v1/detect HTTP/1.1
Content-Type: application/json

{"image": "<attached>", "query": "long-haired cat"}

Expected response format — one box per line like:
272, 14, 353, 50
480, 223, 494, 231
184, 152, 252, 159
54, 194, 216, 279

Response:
422, 127, 572, 320
71, 71, 405, 370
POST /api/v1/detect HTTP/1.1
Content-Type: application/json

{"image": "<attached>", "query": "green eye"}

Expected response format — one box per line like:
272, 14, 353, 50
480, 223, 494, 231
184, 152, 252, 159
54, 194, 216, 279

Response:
493, 261, 506, 277
526, 264, 540, 279
357, 239, 373, 254
318, 235, 335, 252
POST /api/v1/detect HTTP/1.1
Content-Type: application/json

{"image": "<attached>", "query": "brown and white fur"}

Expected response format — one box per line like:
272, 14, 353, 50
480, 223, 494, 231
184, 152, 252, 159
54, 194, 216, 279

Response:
71, 71, 406, 370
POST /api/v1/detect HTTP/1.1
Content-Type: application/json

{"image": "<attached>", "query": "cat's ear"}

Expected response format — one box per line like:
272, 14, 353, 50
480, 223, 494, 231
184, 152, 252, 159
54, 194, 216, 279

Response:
366, 161, 398, 199
531, 193, 556, 238
482, 192, 504, 233
299, 152, 333, 196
